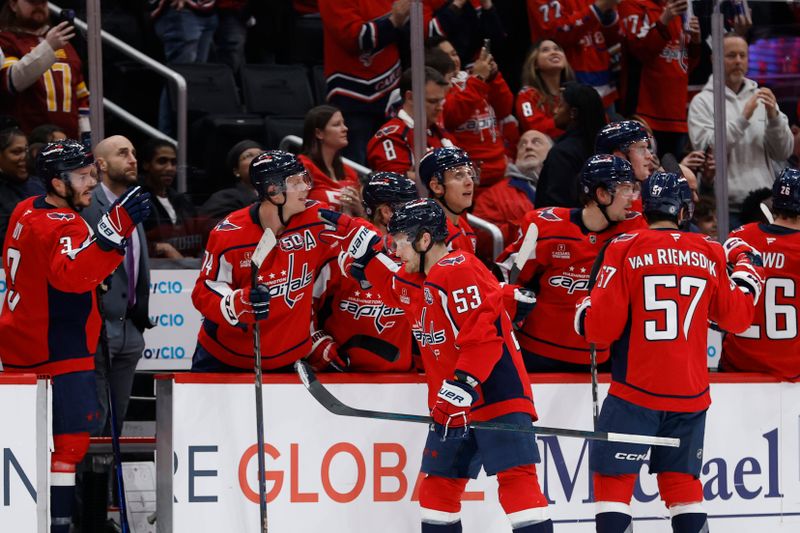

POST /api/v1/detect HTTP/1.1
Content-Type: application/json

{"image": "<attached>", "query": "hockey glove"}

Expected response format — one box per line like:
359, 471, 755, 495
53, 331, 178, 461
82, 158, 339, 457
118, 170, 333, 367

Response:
220, 285, 271, 325
431, 379, 478, 441
95, 185, 152, 251
723, 237, 763, 268
307, 330, 350, 372
512, 288, 536, 329
574, 296, 592, 337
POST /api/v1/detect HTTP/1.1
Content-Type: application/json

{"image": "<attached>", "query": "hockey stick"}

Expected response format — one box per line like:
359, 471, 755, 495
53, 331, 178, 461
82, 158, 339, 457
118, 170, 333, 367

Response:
585, 240, 614, 430
96, 283, 130, 533
760, 203, 775, 225
508, 223, 538, 285
295, 361, 679, 447
251, 228, 276, 533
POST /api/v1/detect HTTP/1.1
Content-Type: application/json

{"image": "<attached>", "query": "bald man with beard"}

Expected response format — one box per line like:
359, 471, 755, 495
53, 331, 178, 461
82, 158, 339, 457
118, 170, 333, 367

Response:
81, 135, 154, 437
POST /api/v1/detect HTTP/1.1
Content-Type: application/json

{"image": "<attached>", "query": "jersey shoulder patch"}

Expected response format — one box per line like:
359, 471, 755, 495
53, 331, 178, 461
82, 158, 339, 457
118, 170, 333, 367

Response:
438, 254, 466, 267
612, 232, 638, 244
374, 125, 400, 139
46, 212, 75, 221
215, 218, 241, 232
536, 206, 563, 222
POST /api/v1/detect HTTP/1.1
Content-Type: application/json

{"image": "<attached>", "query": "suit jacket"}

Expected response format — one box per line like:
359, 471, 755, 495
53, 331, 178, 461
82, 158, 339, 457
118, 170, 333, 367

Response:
81, 186, 153, 333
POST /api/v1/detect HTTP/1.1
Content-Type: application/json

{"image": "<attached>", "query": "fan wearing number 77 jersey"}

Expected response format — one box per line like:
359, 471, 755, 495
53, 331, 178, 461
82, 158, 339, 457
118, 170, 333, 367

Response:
574, 172, 762, 533
721, 167, 800, 381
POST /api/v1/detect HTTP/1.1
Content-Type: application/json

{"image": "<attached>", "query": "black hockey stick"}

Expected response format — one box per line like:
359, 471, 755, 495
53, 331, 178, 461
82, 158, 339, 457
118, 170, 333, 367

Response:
251, 229, 276, 533
585, 240, 614, 430
96, 283, 130, 533
295, 361, 679, 447
340, 334, 400, 363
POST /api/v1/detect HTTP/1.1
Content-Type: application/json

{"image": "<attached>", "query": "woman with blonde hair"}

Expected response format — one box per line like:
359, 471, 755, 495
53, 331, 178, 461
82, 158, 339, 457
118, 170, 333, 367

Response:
515, 39, 575, 139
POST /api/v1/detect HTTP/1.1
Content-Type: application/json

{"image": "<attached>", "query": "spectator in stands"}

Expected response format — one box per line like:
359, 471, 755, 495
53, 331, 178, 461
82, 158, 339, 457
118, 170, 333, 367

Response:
320, 0, 410, 165
473, 129, 552, 246
535, 82, 606, 208
688, 33, 793, 228
516, 40, 575, 140
200, 139, 262, 228
427, 0, 506, 70
526, 0, 619, 109
0, 2, 90, 140
0, 126, 43, 246
693, 196, 717, 238
140, 139, 205, 259
366, 67, 454, 178
618, 0, 701, 158
149, 0, 219, 134
27, 123, 66, 174
299, 105, 362, 215
434, 38, 514, 190
214, 0, 251, 75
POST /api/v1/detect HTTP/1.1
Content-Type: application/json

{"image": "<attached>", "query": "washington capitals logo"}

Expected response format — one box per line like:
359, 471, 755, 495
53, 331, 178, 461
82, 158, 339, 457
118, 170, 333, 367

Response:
339, 298, 404, 333
412, 308, 446, 349
438, 254, 465, 267
215, 218, 241, 232
538, 207, 562, 222
47, 212, 75, 221
265, 253, 312, 309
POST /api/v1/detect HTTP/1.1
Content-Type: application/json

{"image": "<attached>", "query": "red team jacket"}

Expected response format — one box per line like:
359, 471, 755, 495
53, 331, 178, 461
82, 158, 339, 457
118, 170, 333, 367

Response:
446, 215, 477, 254
313, 231, 416, 372
0, 32, 90, 138
617, 0, 700, 133
298, 154, 360, 211
367, 110, 456, 174
192, 201, 340, 369
584, 229, 757, 412
515, 87, 564, 140
319, 0, 402, 113
365, 251, 537, 421
723, 223, 800, 381
442, 73, 514, 188
526, 0, 619, 107
0, 196, 123, 376
497, 207, 646, 365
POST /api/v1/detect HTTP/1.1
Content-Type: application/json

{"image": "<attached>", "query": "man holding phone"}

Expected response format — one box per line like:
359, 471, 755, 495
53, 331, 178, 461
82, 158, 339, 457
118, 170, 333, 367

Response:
0, 0, 90, 140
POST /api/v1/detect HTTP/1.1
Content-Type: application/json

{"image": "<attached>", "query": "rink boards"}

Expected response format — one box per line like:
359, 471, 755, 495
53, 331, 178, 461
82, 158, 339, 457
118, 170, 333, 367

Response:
155, 373, 800, 533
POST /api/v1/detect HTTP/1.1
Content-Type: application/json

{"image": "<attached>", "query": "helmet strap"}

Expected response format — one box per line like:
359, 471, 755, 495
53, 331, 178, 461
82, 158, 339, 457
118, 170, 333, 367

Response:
412, 233, 435, 275
592, 187, 615, 228
265, 186, 290, 225
55, 175, 80, 211
437, 181, 467, 216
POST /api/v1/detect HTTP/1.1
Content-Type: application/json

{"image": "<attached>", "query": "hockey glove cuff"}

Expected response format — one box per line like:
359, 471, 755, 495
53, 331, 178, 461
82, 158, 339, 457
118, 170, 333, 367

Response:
512, 287, 537, 328
95, 186, 151, 250
574, 296, 592, 337
220, 285, 270, 325
307, 331, 350, 372
431, 379, 479, 441
723, 237, 763, 267
731, 261, 764, 305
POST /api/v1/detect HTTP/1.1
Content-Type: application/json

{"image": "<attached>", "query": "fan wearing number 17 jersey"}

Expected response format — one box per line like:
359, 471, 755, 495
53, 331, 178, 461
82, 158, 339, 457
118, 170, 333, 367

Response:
322, 199, 552, 533
574, 172, 762, 533
722, 167, 800, 380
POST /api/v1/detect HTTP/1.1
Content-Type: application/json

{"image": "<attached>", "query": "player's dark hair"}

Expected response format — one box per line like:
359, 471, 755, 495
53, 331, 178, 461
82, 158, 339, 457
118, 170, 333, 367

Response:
425, 47, 456, 77
740, 187, 772, 224
399, 67, 448, 101
301, 104, 347, 182
643, 210, 680, 225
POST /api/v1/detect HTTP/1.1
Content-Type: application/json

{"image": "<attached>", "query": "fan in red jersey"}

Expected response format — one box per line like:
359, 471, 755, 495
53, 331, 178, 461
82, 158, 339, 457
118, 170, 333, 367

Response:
497, 154, 646, 372
0, 140, 151, 533
191, 150, 363, 373
575, 172, 762, 533
721, 167, 800, 380
320, 198, 553, 532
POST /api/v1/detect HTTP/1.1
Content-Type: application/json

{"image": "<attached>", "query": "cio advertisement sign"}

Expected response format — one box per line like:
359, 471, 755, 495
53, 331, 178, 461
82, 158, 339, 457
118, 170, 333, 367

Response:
159, 379, 800, 532
0, 379, 47, 533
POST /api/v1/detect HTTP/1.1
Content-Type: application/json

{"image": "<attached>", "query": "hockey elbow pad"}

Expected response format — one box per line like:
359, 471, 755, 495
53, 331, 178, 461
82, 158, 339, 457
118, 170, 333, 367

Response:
574, 296, 591, 337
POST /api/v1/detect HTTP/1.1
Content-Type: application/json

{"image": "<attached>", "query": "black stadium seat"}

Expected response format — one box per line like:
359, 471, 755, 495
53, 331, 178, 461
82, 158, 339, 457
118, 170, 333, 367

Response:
168, 63, 246, 121
241, 64, 314, 116
264, 116, 305, 150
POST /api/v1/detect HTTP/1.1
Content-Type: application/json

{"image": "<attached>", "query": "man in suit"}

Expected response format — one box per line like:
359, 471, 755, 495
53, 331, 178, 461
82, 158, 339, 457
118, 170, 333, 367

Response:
81, 135, 153, 436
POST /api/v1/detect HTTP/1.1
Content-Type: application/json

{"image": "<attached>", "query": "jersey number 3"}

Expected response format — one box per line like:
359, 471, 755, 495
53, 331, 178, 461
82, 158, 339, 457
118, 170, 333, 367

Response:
643, 275, 707, 341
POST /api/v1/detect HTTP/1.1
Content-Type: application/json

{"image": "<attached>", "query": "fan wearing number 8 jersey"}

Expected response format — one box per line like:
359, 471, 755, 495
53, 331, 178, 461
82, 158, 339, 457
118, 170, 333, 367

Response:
722, 168, 800, 380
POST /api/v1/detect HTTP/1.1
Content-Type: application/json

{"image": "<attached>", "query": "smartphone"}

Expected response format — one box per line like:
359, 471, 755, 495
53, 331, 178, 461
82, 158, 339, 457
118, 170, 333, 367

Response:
482, 38, 491, 54
59, 9, 75, 25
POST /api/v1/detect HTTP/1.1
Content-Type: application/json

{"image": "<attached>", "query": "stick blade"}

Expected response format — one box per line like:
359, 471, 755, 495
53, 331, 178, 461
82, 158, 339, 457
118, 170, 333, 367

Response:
510, 224, 538, 284
252, 229, 277, 269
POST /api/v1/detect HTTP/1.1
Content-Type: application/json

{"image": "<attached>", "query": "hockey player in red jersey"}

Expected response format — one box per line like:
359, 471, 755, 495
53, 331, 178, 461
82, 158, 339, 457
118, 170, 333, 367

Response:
366, 67, 455, 176
320, 199, 553, 532
575, 172, 763, 533
497, 155, 646, 371
418, 146, 478, 253
0, 140, 151, 533
191, 150, 351, 372
311, 172, 419, 372
722, 167, 800, 380
595, 121, 655, 183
